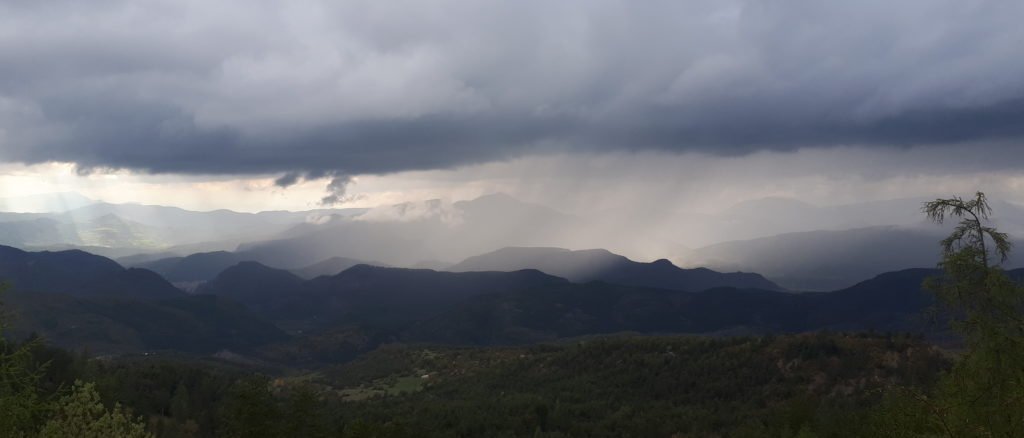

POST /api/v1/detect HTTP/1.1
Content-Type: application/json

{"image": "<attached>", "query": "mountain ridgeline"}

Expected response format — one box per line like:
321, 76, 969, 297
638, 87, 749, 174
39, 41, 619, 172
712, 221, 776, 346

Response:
198, 263, 569, 330
9, 193, 1021, 292
0, 244, 181, 300
448, 246, 783, 291
198, 258, 979, 354
132, 251, 384, 283
0, 242, 1005, 361
685, 225, 1024, 291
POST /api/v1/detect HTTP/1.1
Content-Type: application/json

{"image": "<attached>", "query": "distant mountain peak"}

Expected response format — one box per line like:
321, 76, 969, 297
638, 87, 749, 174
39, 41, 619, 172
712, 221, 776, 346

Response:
229, 260, 275, 271
291, 256, 387, 279
490, 246, 571, 255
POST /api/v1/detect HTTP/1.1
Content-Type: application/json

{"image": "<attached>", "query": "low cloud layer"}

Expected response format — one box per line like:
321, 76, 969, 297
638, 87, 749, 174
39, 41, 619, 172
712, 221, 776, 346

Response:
1, 0, 1024, 182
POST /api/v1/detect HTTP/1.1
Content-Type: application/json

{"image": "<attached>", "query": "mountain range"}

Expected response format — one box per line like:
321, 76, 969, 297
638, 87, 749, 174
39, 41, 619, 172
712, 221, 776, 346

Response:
130, 251, 385, 284
0, 242, 1001, 362
0, 245, 286, 353
3, 191, 1021, 363
202, 260, 964, 351
405, 268, 948, 345
683, 225, 1024, 290
5, 192, 1020, 293
448, 247, 782, 291
198, 263, 569, 330
0, 198, 365, 255
233, 194, 585, 267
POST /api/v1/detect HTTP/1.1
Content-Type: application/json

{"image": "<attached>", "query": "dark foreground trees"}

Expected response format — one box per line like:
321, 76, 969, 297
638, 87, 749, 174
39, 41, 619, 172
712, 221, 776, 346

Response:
0, 282, 152, 438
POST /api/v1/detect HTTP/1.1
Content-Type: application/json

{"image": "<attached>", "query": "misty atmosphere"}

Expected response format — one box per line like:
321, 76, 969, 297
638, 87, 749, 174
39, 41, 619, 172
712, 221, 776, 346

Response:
1, 1, 1024, 437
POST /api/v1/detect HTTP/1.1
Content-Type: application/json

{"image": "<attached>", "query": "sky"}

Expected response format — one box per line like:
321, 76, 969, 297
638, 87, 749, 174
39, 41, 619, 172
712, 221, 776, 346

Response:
2, 0, 1024, 214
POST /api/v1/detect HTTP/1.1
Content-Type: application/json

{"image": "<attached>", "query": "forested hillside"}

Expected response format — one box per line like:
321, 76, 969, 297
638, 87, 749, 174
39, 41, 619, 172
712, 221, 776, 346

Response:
1, 332, 951, 437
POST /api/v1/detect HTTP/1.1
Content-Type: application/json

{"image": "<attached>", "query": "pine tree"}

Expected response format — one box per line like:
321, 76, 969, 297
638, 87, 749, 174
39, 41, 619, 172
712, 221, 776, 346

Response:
169, 381, 191, 421
38, 380, 152, 438
219, 377, 280, 438
0, 282, 51, 437
285, 384, 329, 438
874, 192, 1024, 436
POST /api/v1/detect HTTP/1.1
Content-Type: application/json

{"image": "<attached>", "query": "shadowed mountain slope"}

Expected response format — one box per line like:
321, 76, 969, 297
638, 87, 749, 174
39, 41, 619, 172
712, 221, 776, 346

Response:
5, 291, 289, 354
198, 263, 570, 330
201, 259, 1008, 351
404, 267, 1016, 345
0, 245, 287, 354
198, 261, 305, 315
0, 244, 182, 300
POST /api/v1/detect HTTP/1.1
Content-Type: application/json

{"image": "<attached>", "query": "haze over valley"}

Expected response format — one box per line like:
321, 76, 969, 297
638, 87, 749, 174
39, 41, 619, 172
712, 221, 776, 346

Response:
4, 190, 1023, 291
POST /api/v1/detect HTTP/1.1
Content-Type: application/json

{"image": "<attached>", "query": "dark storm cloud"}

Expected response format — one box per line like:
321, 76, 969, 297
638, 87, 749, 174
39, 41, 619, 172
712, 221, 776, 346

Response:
273, 172, 302, 188
2, 0, 1024, 178
320, 174, 354, 206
